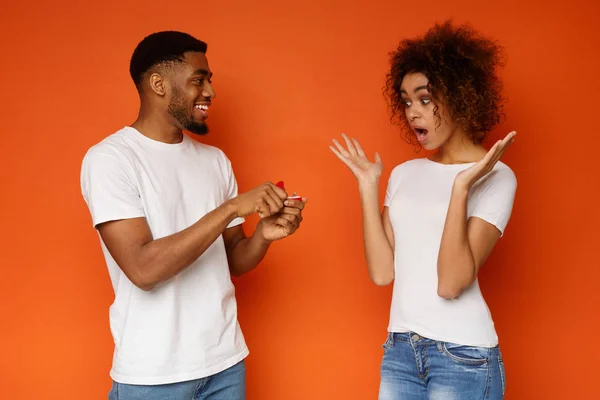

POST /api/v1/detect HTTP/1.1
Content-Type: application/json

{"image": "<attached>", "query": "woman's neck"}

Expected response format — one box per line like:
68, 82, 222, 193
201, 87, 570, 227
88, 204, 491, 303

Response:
430, 129, 487, 164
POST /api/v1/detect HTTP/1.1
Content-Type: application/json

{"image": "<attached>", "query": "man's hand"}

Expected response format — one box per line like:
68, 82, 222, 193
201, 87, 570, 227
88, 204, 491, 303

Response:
224, 196, 308, 276
229, 182, 288, 218
258, 197, 307, 241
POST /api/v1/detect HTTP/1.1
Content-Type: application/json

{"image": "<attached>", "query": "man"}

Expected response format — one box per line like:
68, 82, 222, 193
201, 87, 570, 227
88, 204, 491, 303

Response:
80, 31, 307, 399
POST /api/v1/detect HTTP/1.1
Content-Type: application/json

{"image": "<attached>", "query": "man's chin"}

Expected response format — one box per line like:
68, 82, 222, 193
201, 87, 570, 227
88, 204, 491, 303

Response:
185, 122, 209, 135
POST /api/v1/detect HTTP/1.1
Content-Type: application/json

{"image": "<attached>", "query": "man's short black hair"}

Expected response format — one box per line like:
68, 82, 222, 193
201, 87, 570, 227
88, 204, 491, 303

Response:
129, 31, 207, 88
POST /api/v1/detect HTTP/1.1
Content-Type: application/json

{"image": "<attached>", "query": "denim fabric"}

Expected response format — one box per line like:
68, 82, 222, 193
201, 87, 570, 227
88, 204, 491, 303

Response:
379, 333, 505, 400
108, 360, 245, 400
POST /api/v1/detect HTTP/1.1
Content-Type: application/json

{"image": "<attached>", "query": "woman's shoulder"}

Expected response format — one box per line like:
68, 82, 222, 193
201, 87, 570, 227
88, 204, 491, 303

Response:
390, 157, 429, 174
490, 161, 517, 184
475, 161, 517, 194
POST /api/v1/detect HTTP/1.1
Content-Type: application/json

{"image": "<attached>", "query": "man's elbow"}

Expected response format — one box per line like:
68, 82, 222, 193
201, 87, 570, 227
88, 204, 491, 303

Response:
228, 262, 255, 277
229, 268, 245, 277
124, 265, 158, 291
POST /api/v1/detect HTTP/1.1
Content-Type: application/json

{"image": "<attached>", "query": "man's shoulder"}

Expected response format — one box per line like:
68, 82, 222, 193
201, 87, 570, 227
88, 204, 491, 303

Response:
82, 127, 134, 166
188, 138, 231, 163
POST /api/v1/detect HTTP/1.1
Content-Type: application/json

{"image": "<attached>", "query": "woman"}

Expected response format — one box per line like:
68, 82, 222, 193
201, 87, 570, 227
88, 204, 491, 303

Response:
330, 21, 516, 399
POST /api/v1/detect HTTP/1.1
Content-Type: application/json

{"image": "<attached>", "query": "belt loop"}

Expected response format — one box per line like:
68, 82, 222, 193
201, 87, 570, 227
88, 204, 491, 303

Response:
389, 332, 395, 347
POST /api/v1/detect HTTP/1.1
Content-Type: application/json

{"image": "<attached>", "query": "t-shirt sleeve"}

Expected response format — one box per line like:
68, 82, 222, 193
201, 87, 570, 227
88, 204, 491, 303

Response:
223, 154, 245, 229
80, 146, 145, 228
384, 165, 403, 207
468, 167, 517, 236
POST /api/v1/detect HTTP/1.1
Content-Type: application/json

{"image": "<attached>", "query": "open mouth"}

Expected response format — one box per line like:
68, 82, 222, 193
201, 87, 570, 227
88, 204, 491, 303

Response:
195, 104, 210, 119
414, 127, 428, 142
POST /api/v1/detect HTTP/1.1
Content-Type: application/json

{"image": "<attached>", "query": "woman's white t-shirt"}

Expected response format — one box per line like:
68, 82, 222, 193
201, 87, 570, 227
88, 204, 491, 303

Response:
384, 158, 517, 347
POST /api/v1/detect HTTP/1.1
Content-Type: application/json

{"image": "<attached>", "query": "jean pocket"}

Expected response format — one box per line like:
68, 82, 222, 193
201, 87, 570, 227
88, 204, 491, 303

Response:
108, 381, 119, 400
441, 342, 489, 366
382, 333, 393, 350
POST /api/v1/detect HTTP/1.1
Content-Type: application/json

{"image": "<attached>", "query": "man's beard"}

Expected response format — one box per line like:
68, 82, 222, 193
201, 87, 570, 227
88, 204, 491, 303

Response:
167, 88, 209, 135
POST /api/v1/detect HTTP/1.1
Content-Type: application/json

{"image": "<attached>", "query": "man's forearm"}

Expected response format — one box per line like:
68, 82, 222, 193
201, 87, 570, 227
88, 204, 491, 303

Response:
135, 201, 239, 289
227, 223, 272, 276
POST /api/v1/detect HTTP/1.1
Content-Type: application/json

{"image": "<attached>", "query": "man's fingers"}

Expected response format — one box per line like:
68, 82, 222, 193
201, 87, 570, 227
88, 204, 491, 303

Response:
278, 213, 299, 228
280, 207, 303, 224
283, 199, 305, 210
275, 217, 295, 233
265, 182, 287, 200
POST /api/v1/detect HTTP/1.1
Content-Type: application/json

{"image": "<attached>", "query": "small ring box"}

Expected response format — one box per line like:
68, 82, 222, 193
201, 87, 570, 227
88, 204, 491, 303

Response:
276, 181, 302, 201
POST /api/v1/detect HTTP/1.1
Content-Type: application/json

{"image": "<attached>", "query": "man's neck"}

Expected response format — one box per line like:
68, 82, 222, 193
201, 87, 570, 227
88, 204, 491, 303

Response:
131, 106, 184, 144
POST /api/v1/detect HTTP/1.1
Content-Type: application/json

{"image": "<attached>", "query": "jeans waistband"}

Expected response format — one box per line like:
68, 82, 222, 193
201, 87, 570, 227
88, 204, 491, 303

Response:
385, 332, 499, 349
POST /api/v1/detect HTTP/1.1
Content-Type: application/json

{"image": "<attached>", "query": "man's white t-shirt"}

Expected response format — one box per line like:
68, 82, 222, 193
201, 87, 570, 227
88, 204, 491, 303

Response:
80, 126, 249, 385
384, 158, 517, 347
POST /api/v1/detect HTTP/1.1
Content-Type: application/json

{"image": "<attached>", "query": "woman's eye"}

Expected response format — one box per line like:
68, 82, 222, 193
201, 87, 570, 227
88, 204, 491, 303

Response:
421, 99, 431, 105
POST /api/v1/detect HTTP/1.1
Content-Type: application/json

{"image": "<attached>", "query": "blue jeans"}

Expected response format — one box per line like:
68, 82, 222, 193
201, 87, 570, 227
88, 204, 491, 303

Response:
108, 360, 245, 400
379, 333, 506, 400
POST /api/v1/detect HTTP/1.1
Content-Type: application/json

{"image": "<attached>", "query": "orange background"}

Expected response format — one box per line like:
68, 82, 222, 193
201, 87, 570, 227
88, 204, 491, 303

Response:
1, 0, 599, 399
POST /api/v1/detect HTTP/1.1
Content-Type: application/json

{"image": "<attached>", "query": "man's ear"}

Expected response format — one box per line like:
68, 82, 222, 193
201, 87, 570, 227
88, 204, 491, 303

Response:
149, 72, 167, 97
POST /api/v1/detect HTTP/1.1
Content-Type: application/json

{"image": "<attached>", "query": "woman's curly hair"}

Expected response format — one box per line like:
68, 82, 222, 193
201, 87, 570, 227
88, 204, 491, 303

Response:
385, 20, 506, 146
